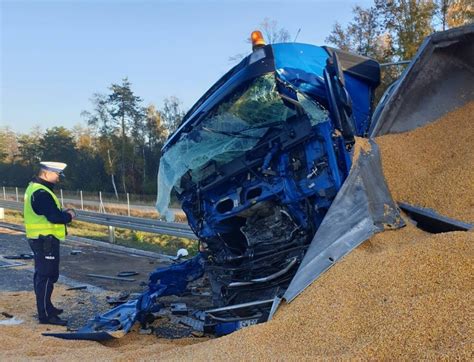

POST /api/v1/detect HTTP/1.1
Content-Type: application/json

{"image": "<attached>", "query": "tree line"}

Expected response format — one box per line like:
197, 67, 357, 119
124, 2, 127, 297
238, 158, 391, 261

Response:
325, 0, 472, 99
0, 78, 185, 196
327, 0, 472, 60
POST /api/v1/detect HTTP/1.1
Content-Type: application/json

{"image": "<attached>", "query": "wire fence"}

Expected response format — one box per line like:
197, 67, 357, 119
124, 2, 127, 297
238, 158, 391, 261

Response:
1, 186, 158, 217
1, 186, 185, 222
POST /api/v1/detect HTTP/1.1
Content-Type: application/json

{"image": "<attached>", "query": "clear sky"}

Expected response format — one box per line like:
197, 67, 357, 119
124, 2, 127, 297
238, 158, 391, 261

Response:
1, 0, 371, 133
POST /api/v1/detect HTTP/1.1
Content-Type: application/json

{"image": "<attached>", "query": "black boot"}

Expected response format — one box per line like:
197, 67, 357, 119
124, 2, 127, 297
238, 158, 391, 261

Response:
39, 315, 68, 326
50, 307, 64, 316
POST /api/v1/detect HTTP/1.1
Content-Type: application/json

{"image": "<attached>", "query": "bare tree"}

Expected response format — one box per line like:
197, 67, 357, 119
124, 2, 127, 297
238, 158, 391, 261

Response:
0, 127, 19, 164
259, 17, 291, 43
160, 97, 186, 136
326, 22, 352, 51
435, 0, 451, 30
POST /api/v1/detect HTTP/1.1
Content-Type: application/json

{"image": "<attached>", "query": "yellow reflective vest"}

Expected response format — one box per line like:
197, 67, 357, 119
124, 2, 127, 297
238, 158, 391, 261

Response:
24, 182, 66, 240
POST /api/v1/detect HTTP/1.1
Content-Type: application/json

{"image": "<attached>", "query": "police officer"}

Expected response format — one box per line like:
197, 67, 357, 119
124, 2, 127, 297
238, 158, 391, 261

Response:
24, 162, 76, 326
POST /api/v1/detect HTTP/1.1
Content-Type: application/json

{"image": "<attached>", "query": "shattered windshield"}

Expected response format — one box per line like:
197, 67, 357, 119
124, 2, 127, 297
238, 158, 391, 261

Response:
157, 73, 328, 220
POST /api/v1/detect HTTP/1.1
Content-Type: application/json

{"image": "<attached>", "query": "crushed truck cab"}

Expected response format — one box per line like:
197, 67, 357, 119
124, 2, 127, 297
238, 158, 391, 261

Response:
157, 43, 383, 307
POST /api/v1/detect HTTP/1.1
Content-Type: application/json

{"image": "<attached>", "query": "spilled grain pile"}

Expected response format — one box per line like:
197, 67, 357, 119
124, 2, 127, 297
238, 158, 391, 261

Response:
2, 226, 471, 360
156, 226, 473, 360
376, 101, 474, 223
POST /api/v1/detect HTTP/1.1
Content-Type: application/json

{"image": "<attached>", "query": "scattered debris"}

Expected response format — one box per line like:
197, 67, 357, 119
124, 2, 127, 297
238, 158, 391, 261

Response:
3, 253, 33, 260
170, 303, 188, 316
177, 314, 205, 332
65, 286, 88, 291
117, 271, 139, 277
0, 317, 24, 325
190, 330, 205, 338
153, 318, 192, 339
190, 287, 211, 297
139, 327, 153, 335
191, 290, 211, 297
86, 273, 136, 282
170, 248, 189, 261
0, 262, 26, 269
106, 291, 130, 305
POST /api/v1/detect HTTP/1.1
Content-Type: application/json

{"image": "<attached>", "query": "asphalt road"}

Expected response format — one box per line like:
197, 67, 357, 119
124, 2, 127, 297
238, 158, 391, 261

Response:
0, 227, 170, 292
0, 226, 169, 328
0, 225, 212, 332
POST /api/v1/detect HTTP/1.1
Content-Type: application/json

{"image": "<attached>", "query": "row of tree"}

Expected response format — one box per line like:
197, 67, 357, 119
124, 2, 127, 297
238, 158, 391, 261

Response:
327, 0, 472, 60
0, 79, 185, 196
325, 0, 473, 98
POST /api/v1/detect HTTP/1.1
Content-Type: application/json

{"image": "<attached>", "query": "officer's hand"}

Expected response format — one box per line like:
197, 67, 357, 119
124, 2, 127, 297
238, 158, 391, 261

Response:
65, 208, 77, 219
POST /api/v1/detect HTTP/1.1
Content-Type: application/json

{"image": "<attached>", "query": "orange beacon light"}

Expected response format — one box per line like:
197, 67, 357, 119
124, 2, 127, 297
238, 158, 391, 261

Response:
251, 30, 266, 51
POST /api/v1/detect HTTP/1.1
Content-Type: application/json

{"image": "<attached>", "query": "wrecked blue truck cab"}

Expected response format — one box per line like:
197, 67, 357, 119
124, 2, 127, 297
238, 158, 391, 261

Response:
157, 43, 381, 307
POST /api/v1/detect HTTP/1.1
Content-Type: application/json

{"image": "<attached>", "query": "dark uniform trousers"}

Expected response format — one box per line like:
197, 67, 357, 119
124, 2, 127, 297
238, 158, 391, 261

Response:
28, 235, 60, 320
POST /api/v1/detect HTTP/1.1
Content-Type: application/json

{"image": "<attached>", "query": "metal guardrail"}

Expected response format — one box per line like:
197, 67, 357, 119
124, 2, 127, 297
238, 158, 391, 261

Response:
0, 200, 196, 240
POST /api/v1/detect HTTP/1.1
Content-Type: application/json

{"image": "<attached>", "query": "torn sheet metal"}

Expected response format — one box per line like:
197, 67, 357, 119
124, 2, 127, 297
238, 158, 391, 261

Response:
283, 139, 404, 302
0, 317, 24, 325
370, 24, 474, 137
398, 202, 473, 233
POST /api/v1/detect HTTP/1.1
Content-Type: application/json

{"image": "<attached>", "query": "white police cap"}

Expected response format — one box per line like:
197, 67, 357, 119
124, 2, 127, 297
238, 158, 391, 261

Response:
40, 162, 67, 174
